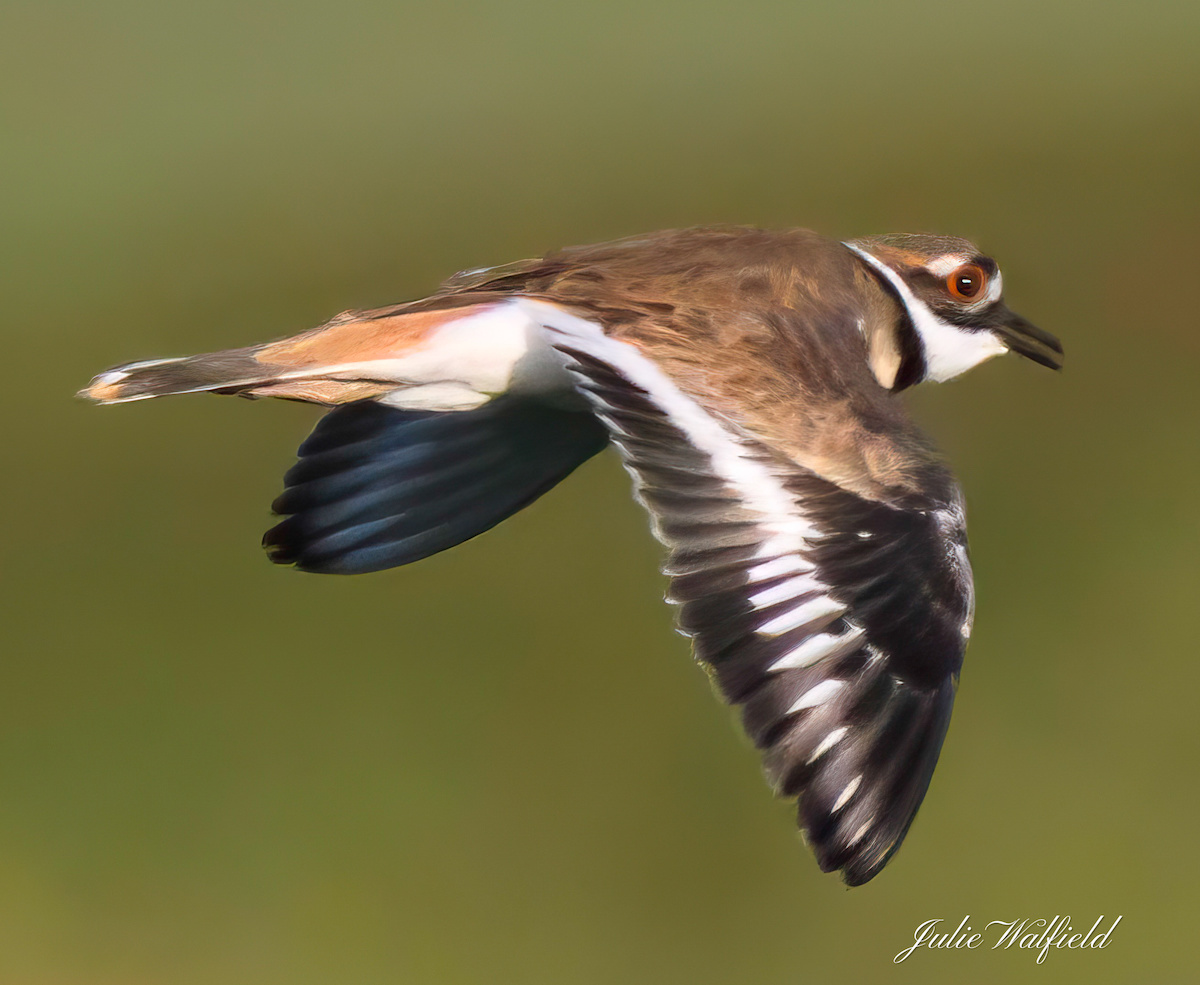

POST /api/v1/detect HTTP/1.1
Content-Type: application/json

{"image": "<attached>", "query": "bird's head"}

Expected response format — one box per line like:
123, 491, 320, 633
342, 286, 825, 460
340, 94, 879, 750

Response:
844, 233, 1063, 390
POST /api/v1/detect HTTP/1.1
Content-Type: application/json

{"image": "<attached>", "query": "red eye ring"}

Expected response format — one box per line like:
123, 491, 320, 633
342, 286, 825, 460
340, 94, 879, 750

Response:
947, 264, 987, 301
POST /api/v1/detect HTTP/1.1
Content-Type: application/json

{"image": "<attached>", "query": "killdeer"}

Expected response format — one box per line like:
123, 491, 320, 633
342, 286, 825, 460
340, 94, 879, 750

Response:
80, 226, 1062, 885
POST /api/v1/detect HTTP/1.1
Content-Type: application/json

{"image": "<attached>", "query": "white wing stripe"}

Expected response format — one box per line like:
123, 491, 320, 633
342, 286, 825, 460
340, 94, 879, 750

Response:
832, 775, 862, 813
807, 726, 849, 764
757, 594, 847, 636
847, 819, 873, 847
746, 556, 813, 583
748, 575, 825, 610
786, 679, 846, 714
767, 627, 866, 673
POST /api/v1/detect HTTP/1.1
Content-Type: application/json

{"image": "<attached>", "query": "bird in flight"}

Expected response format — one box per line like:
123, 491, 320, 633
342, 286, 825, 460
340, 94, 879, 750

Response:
81, 226, 1062, 885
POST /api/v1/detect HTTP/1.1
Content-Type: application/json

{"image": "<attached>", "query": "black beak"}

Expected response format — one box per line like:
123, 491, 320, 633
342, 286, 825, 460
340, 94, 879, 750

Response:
993, 310, 1064, 370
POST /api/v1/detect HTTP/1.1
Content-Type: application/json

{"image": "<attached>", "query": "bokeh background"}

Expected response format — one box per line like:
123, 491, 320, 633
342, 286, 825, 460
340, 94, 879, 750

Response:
4, 0, 1198, 982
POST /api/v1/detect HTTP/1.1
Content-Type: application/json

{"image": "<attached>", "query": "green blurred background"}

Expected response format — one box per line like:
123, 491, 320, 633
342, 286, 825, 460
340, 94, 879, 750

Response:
3, 0, 1198, 981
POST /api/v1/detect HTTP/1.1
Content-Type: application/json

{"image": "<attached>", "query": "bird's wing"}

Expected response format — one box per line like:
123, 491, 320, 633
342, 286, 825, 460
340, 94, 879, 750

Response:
543, 313, 973, 886
263, 396, 608, 574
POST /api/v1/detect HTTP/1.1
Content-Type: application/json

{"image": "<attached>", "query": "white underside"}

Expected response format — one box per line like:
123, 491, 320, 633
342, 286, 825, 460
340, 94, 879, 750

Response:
274, 301, 578, 411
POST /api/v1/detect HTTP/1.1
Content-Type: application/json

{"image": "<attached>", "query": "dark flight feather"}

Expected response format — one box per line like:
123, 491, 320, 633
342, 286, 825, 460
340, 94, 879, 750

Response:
264, 397, 608, 574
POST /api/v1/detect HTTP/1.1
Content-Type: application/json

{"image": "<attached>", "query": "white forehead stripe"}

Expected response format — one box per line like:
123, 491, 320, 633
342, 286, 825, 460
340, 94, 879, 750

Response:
924, 255, 971, 278
844, 243, 1007, 382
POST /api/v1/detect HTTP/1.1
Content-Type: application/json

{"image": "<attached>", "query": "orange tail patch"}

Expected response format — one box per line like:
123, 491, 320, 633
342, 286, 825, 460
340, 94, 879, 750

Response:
79, 301, 492, 406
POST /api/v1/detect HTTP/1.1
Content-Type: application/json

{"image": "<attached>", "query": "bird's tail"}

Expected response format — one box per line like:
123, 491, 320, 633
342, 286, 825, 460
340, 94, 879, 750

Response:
77, 298, 553, 409
77, 348, 297, 404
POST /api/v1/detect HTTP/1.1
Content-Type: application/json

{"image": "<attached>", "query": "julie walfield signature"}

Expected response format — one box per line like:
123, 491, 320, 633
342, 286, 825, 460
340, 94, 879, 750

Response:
894, 916, 1122, 964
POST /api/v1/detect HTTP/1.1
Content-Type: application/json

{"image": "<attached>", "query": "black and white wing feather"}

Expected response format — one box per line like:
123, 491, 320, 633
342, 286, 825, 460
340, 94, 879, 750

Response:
547, 321, 973, 886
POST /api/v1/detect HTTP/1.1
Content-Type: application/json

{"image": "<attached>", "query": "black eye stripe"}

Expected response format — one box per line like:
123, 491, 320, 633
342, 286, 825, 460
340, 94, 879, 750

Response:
936, 300, 1009, 328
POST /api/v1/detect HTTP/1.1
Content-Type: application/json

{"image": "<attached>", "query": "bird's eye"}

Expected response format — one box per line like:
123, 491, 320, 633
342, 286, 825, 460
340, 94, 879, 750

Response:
946, 264, 987, 301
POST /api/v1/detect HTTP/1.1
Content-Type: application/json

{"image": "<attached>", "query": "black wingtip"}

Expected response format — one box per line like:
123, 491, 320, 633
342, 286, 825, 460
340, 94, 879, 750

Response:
799, 675, 956, 886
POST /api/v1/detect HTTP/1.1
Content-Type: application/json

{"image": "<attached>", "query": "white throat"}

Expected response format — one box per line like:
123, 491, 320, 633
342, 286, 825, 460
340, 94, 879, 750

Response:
844, 244, 1007, 382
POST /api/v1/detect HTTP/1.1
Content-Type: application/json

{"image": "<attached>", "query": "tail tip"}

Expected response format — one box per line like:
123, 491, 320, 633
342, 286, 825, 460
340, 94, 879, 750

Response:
78, 369, 134, 404
76, 357, 192, 405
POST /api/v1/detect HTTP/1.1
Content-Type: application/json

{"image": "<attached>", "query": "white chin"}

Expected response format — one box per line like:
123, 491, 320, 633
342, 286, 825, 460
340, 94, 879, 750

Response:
919, 323, 1008, 382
